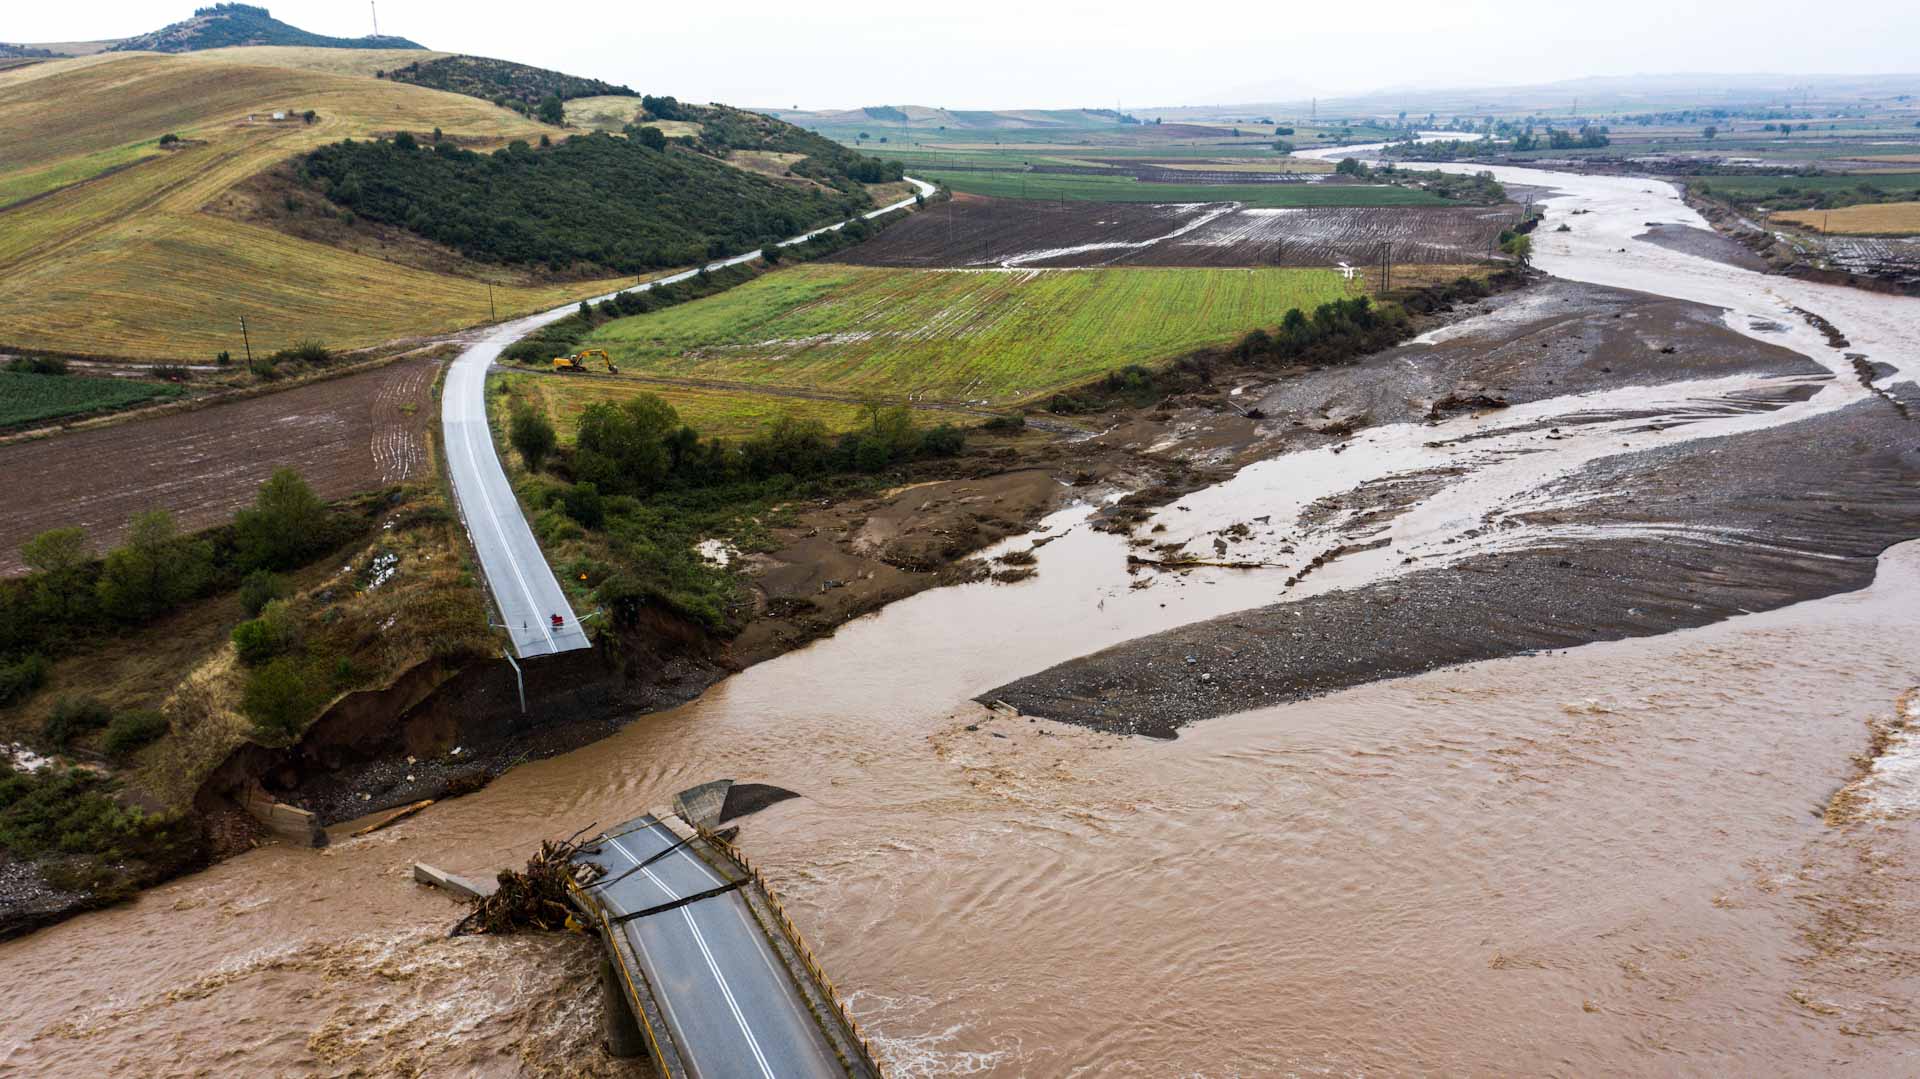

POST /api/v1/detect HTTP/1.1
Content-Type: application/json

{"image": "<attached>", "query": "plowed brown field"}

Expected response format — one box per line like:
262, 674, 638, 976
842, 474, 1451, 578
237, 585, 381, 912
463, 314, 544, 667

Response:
0, 357, 436, 575
836, 196, 1516, 269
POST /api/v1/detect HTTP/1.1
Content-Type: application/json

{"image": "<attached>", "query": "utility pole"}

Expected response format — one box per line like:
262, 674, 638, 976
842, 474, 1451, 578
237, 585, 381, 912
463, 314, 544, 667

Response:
239, 316, 254, 367
1383, 241, 1393, 294
488, 282, 496, 320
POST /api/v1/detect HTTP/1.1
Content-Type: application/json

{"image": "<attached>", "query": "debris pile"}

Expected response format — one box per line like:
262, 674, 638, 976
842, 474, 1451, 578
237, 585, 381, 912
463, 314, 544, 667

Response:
451, 828, 601, 936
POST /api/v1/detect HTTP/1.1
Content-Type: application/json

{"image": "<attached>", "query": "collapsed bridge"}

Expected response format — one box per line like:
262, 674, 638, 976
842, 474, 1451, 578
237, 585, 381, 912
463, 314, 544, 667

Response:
565, 783, 883, 1078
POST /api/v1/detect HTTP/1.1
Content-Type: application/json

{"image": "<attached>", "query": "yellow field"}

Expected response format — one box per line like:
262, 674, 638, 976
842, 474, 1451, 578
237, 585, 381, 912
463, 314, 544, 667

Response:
513, 375, 874, 442
1775, 202, 1920, 235
0, 51, 631, 359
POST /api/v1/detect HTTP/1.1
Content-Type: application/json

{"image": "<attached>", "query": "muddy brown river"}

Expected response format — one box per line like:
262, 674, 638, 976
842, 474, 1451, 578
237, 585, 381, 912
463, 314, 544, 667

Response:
3, 156, 1918, 1076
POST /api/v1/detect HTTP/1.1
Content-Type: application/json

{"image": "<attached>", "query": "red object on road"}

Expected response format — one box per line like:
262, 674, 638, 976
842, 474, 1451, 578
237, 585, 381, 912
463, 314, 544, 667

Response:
551, 613, 564, 628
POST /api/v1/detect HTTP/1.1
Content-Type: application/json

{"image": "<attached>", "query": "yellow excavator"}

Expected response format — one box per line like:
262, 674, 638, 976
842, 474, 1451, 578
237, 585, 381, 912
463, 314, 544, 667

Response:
552, 349, 618, 374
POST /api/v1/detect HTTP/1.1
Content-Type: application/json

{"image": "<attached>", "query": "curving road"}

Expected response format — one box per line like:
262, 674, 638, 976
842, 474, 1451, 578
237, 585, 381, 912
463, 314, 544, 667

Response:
443, 177, 936, 658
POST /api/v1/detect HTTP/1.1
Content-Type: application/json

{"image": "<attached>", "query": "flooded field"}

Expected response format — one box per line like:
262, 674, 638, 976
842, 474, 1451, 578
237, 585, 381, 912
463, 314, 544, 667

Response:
838, 195, 1515, 269
3, 149, 1919, 1076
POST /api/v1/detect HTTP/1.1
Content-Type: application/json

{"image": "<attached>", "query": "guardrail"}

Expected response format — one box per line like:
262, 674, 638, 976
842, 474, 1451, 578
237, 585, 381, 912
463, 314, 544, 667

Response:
705, 829, 886, 1077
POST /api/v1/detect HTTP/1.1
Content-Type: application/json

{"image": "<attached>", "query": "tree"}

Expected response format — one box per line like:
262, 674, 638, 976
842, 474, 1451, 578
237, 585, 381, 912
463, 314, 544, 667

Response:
96, 511, 212, 622
573, 394, 681, 495
303, 110, 318, 125
21, 527, 94, 624
1272, 139, 1295, 153
234, 469, 329, 571
243, 657, 320, 741
509, 401, 557, 472
538, 95, 566, 125
1501, 232, 1534, 268
1702, 125, 1718, 139
634, 125, 668, 151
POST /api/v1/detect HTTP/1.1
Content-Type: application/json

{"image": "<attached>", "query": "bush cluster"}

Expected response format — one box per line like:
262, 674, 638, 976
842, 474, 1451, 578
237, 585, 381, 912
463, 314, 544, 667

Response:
300, 131, 866, 275
0, 470, 350, 712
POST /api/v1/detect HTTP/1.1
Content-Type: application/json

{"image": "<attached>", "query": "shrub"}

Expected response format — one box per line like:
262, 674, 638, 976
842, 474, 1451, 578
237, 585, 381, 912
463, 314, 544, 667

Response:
102, 710, 169, 758
242, 657, 324, 742
231, 600, 298, 665
6, 355, 67, 375
96, 510, 213, 622
508, 400, 557, 471
982, 414, 1026, 433
562, 482, 605, 528
42, 696, 112, 750
237, 569, 288, 617
159, 133, 180, 146
234, 469, 331, 570
0, 654, 51, 707
920, 424, 965, 457
269, 339, 332, 365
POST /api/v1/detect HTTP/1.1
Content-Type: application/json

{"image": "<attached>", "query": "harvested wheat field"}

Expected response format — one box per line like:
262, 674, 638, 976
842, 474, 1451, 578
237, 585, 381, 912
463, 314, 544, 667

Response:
838, 195, 1515, 269
0, 357, 437, 575
0, 51, 632, 360
1776, 201, 1920, 236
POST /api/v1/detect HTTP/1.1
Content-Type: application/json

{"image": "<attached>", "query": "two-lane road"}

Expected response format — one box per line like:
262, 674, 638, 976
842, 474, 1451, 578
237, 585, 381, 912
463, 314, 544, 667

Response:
581, 817, 844, 1078
442, 177, 934, 658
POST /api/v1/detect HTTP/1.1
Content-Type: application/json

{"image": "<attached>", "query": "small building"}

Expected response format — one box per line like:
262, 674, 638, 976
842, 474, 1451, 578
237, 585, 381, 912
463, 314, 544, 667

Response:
271, 110, 288, 121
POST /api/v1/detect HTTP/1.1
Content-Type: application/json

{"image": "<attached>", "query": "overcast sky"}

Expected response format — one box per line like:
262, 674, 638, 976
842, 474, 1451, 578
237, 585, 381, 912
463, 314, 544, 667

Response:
19, 1, 1920, 109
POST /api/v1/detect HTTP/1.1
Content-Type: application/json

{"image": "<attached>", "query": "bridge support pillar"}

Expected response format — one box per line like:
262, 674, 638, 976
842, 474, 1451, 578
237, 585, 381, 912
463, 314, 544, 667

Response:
599, 954, 646, 1059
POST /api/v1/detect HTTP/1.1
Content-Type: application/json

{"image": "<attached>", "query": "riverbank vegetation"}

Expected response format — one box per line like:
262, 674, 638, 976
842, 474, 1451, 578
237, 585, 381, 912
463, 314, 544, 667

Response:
496, 377, 967, 633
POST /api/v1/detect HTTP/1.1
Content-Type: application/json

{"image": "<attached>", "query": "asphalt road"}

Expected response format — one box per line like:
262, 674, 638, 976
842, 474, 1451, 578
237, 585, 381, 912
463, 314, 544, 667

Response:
581, 817, 843, 1078
441, 177, 934, 659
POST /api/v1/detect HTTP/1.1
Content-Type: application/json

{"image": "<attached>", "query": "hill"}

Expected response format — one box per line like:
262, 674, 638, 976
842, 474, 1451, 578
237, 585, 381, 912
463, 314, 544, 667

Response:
384, 54, 633, 107
299, 131, 863, 273
0, 50, 627, 360
0, 48, 905, 361
106, 4, 424, 54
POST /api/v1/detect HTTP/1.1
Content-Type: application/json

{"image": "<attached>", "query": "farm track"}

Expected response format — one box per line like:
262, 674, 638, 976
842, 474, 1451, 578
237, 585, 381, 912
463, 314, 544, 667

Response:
838, 197, 1516, 270
0, 356, 438, 575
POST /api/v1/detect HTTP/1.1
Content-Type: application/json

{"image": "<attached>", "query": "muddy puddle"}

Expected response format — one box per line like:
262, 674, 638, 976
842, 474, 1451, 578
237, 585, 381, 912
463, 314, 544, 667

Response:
4, 149, 1920, 1076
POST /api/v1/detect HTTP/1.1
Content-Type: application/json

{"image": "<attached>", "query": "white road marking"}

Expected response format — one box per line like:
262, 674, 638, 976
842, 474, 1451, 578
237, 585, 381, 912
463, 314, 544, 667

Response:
609, 832, 777, 1079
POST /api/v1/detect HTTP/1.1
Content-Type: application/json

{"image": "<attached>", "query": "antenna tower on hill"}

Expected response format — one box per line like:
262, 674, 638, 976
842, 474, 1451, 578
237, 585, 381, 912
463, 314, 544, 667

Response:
371, 1, 380, 37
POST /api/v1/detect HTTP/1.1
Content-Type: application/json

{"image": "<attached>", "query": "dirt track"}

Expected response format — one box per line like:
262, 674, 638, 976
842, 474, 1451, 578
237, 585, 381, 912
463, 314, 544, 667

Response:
0, 358, 436, 575
835, 195, 1516, 269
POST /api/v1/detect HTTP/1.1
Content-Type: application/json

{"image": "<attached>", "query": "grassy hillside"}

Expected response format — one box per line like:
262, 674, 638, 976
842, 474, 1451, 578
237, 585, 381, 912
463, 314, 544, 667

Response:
584, 264, 1356, 401
108, 4, 424, 53
0, 50, 633, 360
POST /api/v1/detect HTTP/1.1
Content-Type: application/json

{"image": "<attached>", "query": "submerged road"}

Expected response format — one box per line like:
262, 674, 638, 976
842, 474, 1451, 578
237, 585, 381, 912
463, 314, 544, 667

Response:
442, 177, 935, 658
579, 816, 843, 1078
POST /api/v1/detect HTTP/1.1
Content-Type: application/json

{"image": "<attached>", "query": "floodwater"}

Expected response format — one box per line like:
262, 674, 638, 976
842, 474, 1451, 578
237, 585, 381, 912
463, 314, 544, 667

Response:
3, 154, 1918, 1076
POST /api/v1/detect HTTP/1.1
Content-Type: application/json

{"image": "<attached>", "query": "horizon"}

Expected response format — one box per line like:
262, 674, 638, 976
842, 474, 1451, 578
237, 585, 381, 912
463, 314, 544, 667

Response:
13, 1, 1920, 112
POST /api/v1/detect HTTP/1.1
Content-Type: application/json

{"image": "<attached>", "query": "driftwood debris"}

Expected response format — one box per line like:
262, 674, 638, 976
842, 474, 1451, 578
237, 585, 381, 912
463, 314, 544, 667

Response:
350, 799, 434, 838
1126, 553, 1279, 571
452, 826, 599, 937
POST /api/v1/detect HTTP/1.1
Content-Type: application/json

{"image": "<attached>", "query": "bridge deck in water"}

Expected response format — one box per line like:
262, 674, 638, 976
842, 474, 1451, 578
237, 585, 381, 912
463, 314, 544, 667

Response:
569, 813, 882, 1078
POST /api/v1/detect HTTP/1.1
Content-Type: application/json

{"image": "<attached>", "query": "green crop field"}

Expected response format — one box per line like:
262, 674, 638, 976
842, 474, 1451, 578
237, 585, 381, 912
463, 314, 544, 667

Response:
0, 371, 182, 427
585, 264, 1357, 402
1694, 172, 1920, 198
914, 168, 1448, 207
